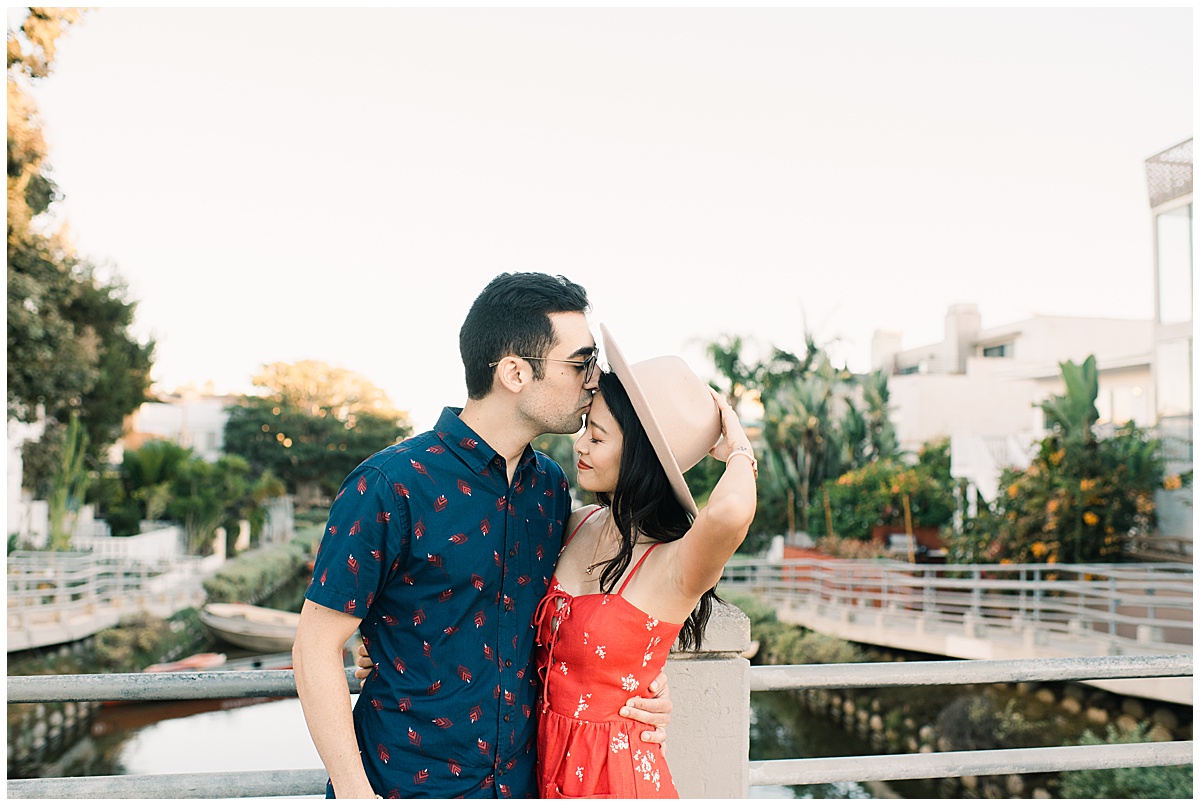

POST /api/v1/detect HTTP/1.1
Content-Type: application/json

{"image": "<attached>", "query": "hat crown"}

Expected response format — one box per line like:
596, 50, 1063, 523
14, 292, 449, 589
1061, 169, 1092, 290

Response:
600, 323, 721, 517
626, 356, 721, 474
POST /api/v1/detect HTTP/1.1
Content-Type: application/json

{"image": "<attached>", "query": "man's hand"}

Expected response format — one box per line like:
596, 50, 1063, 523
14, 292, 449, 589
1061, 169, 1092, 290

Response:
620, 670, 672, 745
353, 641, 374, 681
352, 622, 674, 745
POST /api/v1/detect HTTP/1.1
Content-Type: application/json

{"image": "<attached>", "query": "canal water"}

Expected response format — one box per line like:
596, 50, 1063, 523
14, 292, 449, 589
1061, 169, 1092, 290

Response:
23, 677, 933, 798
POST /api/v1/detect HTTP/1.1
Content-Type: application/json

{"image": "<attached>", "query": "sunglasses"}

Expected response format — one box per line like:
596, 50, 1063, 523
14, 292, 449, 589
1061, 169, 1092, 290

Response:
488, 353, 599, 384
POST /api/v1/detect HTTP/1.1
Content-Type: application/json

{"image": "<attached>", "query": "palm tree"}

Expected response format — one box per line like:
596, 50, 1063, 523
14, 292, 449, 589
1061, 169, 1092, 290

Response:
860, 369, 898, 461
704, 334, 756, 411
761, 356, 852, 533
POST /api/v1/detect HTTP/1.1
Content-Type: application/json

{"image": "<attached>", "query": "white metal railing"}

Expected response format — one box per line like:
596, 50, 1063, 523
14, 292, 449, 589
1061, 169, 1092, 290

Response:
69, 525, 184, 562
6, 551, 217, 651
721, 558, 1193, 652
5, 654, 1192, 798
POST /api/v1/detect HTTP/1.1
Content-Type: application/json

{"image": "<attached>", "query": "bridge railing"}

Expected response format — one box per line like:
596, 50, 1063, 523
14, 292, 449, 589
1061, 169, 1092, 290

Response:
721, 558, 1193, 652
6, 551, 213, 651
6, 603, 1194, 799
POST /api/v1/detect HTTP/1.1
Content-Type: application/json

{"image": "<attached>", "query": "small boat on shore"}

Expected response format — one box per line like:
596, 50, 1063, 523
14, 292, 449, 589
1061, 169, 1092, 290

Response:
143, 652, 227, 674
199, 603, 301, 653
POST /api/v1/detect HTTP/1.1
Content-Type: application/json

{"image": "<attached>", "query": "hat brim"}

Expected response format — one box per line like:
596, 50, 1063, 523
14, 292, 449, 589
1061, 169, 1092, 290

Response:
600, 323, 700, 518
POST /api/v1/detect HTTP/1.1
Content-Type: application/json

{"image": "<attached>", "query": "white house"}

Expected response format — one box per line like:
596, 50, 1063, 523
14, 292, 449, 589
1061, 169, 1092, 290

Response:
872, 304, 1155, 504
121, 389, 237, 463
1145, 138, 1192, 546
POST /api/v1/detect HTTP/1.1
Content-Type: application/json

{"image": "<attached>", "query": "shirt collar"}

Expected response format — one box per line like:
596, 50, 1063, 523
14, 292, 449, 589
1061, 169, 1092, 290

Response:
435, 407, 543, 477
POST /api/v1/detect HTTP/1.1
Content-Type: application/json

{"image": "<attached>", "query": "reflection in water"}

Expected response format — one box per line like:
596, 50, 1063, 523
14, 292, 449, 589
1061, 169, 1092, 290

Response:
31, 694, 342, 783
749, 690, 939, 799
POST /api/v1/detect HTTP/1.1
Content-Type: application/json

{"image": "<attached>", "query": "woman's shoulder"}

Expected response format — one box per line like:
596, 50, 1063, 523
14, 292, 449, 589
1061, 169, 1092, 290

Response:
566, 504, 604, 533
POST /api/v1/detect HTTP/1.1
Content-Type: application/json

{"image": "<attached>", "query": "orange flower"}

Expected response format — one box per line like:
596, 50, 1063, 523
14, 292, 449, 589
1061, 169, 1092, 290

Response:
1083, 512, 1099, 526
1164, 475, 1183, 491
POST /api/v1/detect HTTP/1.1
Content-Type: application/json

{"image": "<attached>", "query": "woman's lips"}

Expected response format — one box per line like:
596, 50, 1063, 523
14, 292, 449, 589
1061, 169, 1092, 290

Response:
577, 460, 591, 471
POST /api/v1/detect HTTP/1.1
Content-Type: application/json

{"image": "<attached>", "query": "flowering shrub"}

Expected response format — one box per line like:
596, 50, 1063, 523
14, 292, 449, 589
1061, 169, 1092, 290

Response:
948, 424, 1186, 565
809, 440, 956, 540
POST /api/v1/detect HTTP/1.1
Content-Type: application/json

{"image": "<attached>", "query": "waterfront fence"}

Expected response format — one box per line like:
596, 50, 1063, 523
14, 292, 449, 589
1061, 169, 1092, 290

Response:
6, 551, 218, 652
721, 558, 1193, 652
6, 606, 1193, 799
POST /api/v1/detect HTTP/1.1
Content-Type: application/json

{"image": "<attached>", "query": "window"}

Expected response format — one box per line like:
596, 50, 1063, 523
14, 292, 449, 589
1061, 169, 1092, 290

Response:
1155, 337, 1192, 418
1156, 203, 1192, 325
982, 344, 1010, 358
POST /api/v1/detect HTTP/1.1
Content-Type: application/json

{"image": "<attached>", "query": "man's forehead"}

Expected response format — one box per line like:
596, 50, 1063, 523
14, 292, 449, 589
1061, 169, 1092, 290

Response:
548, 311, 596, 354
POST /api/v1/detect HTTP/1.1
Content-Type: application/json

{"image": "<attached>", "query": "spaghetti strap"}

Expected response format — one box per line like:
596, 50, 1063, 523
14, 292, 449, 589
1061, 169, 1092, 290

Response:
563, 506, 604, 550
617, 543, 660, 595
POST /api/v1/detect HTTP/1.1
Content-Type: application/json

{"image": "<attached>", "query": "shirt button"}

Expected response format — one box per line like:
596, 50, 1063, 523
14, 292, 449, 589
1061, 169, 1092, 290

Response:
503, 714, 511, 722
508, 549, 516, 557
505, 660, 512, 668
505, 603, 513, 611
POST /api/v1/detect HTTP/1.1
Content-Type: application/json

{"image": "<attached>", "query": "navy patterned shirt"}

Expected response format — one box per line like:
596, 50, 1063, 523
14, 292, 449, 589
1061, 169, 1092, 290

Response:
305, 407, 570, 799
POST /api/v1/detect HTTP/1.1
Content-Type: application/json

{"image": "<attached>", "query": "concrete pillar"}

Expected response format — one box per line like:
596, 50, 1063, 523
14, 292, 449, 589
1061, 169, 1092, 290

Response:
235, 520, 251, 552
665, 600, 751, 798
212, 527, 227, 563
1136, 624, 1164, 644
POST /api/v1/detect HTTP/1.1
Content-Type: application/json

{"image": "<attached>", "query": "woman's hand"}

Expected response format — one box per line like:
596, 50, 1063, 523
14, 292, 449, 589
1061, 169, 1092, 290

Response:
707, 388, 752, 464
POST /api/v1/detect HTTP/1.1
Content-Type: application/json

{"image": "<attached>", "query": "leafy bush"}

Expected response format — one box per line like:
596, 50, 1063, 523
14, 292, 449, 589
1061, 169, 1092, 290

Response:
90, 609, 204, 673
947, 357, 1186, 566
720, 591, 779, 627
785, 632, 866, 665
810, 440, 956, 540
813, 535, 889, 559
1058, 723, 1192, 799
934, 692, 1046, 751
949, 424, 1175, 565
203, 541, 308, 604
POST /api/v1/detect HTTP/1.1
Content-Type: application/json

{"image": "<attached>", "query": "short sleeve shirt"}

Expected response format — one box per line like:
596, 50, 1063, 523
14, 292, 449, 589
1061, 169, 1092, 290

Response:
305, 407, 570, 799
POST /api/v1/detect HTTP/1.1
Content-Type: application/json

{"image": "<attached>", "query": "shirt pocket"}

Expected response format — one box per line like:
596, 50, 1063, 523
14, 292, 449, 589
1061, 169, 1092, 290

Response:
523, 516, 558, 580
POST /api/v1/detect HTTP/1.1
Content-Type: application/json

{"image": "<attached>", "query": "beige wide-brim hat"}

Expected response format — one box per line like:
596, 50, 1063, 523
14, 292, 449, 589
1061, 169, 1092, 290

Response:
600, 323, 722, 518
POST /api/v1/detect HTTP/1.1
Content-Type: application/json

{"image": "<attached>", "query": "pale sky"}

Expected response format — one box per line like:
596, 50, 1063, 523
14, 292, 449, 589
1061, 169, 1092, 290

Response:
22, 5, 1193, 432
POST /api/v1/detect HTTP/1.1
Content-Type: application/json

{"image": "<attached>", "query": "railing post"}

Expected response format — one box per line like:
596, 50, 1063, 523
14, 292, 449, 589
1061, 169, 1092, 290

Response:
668, 600, 751, 798
1033, 566, 1043, 626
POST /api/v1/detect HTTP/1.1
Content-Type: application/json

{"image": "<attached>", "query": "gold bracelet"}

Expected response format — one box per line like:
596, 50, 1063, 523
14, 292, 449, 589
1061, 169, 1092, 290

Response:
727, 448, 758, 479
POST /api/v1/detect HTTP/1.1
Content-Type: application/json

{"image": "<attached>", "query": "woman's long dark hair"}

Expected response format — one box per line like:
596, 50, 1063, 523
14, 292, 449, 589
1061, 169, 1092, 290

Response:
593, 371, 721, 651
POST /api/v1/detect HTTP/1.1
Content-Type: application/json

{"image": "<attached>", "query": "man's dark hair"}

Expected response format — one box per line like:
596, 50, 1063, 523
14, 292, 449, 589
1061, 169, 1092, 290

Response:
459, 273, 590, 400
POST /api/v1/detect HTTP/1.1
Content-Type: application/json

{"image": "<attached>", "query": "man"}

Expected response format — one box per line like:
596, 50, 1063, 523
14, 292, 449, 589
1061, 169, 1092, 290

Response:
294, 273, 671, 799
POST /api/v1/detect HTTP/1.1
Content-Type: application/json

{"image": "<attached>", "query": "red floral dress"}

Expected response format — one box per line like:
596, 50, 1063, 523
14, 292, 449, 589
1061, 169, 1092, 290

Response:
533, 509, 682, 799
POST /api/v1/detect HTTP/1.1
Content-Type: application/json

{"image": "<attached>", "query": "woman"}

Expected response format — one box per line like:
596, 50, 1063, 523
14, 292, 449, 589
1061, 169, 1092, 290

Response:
359, 324, 756, 798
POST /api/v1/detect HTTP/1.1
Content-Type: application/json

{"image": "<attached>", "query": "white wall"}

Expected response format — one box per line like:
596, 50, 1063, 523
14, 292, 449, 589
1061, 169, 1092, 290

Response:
888, 365, 1038, 455
130, 398, 231, 462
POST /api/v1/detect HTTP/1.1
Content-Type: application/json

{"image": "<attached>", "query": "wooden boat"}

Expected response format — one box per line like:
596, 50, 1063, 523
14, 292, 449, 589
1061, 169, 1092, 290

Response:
143, 652, 227, 674
199, 603, 301, 653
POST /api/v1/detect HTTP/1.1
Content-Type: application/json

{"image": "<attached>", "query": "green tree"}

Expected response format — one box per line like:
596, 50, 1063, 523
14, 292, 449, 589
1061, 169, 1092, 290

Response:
704, 334, 757, 411
701, 329, 897, 547
223, 361, 412, 507
8, 8, 154, 481
760, 355, 854, 533
859, 369, 898, 462
46, 412, 89, 549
